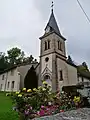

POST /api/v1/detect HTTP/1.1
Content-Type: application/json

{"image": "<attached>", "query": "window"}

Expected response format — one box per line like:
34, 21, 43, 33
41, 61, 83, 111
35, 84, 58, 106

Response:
11, 81, 15, 89
45, 40, 50, 50
58, 41, 62, 51
11, 69, 14, 76
7, 82, 10, 89
45, 57, 49, 62
2, 75, 5, 80
60, 70, 63, 81
82, 77, 84, 82
48, 41, 50, 49
45, 41, 47, 50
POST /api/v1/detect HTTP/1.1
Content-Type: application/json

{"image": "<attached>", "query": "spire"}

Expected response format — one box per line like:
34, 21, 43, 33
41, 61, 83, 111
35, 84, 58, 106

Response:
45, 1, 61, 36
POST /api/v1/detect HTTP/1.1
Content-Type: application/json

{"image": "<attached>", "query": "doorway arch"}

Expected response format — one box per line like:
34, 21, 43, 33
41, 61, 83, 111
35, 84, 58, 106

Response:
44, 74, 52, 86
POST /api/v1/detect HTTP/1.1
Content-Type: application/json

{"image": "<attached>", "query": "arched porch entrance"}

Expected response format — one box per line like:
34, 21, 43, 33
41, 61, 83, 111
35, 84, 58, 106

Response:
44, 74, 52, 87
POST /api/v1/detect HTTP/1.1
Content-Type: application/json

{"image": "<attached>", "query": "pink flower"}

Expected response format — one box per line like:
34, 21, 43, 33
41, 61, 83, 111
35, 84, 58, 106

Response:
37, 111, 40, 115
41, 105, 45, 109
24, 110, 29, 115
39, 110, 45, 116
30, 106, 32, 110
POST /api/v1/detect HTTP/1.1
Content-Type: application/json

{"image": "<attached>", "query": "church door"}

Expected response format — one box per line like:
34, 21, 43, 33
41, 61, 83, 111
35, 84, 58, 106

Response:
44, 75, 52, 86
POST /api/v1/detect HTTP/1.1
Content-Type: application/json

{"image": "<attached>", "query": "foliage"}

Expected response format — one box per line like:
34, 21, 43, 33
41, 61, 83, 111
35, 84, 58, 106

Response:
7, 81, 83, 119
0, 47, 37, 73
77, 62, 89, 72
67, 55, 74, 64
24, 66, 38, 89
0, 52, 9, 72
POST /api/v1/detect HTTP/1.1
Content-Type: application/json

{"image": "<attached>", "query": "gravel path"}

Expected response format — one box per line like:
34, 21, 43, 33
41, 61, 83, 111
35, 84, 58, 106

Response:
33, 108, 90, 120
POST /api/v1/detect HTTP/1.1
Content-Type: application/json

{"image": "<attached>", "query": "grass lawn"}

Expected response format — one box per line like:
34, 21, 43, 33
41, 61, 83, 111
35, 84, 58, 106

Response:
0, 92, 19, 120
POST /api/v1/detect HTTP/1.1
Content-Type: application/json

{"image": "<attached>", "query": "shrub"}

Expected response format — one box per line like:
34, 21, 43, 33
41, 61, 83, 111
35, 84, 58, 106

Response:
7, 81, 82, 119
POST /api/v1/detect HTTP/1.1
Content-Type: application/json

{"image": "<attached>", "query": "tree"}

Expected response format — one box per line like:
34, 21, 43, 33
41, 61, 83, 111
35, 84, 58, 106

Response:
67, 55, 74, 64
24, 65, 38, 89
0, 52, 9, 72
7, 47, 25, 65
77, 62, 89, 72
82, 62, 89, 71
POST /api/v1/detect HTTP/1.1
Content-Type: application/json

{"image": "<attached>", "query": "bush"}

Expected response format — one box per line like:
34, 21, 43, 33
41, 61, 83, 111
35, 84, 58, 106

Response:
7, 81, 82, 119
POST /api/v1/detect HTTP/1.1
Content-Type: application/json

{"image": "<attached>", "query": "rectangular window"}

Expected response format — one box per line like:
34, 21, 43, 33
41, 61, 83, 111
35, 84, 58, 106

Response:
58, 41, 62, 51
7, 82, 10, 89
60, 70, 63, 81
45, 41, 47, 50
11, 81, 15, 89
48, 41, 50, 49
82, 77, 84, 82
2, 75, 5, 80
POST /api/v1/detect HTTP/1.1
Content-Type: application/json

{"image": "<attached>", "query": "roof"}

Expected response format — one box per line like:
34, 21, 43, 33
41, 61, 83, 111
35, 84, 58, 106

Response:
45, 10, 61, 36
78, 71, 90, 79
66, 61, 77, 68
0, 62, 38, 75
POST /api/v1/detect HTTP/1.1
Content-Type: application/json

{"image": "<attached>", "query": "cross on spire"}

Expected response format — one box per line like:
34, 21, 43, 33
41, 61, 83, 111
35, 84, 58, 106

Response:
51, 1, 54, 12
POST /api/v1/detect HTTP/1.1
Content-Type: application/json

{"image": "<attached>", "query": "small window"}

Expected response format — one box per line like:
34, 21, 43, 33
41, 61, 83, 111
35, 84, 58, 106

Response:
58, 41, 62, 51
60, 70, 63, 81
45, 41, 47, 50
48, 41, 50, 49
11, 81, 15, 89
2, 75, 5, 80
45, 57, 49, 62
82, 77, 84, 82
7, 82, 10, 89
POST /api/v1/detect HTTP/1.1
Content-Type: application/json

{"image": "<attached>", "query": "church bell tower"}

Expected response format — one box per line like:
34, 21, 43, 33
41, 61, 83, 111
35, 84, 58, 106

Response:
39, 2, 67, 91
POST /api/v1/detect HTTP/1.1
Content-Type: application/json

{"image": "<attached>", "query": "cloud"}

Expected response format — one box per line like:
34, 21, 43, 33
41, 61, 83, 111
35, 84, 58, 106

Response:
33, 0, 90, 66
0, 0, 90, 66
0, 0, 44, 59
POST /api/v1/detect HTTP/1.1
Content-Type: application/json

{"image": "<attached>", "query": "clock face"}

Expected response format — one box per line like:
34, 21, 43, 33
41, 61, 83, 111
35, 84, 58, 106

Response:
45, 26, 50, 33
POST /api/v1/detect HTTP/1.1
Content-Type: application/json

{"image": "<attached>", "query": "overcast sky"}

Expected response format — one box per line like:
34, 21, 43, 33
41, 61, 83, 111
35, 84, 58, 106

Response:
0, 0, 90, 66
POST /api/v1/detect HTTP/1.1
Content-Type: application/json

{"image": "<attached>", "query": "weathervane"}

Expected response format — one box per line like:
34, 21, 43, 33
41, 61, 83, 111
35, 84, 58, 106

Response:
51, 1, 54, 11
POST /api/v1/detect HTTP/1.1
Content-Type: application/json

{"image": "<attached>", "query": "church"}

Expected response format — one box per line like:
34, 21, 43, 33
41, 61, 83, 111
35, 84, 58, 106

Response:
0, 7, 90, 92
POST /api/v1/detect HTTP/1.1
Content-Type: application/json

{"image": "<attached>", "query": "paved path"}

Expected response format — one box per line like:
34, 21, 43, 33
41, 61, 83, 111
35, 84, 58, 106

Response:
33, 108, 90, 120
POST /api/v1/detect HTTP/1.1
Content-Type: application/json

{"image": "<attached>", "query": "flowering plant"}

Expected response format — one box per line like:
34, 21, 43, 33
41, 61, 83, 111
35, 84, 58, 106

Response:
7, 81, 82, 119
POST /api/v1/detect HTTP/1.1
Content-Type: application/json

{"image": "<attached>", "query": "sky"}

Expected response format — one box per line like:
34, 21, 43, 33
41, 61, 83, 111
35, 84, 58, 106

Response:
0, 0, 90, 67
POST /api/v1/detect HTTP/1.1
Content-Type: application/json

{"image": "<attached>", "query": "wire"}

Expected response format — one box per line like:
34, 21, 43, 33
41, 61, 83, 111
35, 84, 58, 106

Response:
76, 0, 90, 24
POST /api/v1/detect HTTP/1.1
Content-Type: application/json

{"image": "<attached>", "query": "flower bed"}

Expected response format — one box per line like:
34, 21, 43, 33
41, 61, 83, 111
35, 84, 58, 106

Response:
7, 81, 83, 120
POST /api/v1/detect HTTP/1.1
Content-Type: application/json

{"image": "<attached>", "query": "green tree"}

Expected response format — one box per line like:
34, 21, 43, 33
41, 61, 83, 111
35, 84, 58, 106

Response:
67, 55, 74, 64
24, 65, 38, 89
7, 47, 25, 65
0, 52, 9, 72
77, 62, 89, 72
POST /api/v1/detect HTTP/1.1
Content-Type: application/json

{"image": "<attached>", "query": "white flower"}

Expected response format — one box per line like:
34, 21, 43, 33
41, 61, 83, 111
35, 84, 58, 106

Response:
48, 102, 52, 106
61, 91, 64, 94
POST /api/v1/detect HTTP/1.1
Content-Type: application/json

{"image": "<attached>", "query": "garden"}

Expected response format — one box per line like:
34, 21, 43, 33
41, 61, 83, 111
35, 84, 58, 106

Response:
6, 81, 85, 120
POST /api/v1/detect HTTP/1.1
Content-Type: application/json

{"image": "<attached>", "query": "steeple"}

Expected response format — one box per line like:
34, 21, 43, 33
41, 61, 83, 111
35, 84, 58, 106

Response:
45, 1, 61, 36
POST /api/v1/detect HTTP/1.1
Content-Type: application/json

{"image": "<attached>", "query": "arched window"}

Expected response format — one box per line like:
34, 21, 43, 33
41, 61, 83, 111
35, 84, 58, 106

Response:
11, 81, 15, 89
45, 41, 50, 50
60, 70, 63, 81
58, 41, 62, 51
45, 41, 47, 50
48, 41, 50, 49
